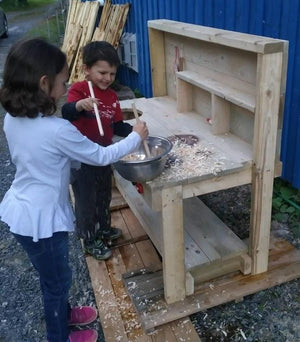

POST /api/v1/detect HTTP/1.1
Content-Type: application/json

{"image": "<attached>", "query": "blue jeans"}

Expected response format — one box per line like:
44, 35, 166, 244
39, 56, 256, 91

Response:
13, 232, 72, 342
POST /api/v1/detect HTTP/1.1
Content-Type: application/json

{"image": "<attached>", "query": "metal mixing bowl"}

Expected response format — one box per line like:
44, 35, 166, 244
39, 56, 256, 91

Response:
114, 136, 173, 182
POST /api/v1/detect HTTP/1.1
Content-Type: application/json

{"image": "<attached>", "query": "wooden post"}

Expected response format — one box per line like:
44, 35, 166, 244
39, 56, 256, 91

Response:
161, 186, 186, 303
250, 52, 283, 274
211, 94, 231, 135
148, 28, 167, 97
177, 79, 193, 112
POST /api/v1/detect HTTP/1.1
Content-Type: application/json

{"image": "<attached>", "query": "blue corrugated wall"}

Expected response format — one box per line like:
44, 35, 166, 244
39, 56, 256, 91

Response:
110, 0, 300, 189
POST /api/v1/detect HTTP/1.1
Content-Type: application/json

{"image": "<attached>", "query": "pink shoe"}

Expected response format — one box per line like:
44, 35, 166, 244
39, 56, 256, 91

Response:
68, 306, 98, 326
69, 329, 98, 342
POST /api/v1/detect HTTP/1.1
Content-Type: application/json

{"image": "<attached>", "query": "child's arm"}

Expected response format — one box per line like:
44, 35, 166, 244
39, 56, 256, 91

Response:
62, 98, 98, 121
61, 102, 81, 121
56, 120, 148, 166
113, 120, 133, 137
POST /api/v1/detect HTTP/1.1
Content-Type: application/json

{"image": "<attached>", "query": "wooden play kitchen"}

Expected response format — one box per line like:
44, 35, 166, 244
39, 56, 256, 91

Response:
113, 20, 299, 331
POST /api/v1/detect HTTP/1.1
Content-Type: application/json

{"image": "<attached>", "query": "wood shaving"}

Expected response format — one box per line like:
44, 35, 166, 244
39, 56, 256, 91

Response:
159, 139, 226, 182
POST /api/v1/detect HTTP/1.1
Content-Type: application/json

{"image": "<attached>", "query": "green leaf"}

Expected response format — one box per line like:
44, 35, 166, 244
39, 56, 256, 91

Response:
280, 186, 296, 199
280, 204, 290, 213
286, 206, 296, 214
273, 213, 284, 221
272, 197, 283, 210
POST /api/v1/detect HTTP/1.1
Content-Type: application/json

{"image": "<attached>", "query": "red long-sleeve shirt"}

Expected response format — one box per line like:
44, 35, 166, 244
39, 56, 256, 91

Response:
66, 81, 124, 146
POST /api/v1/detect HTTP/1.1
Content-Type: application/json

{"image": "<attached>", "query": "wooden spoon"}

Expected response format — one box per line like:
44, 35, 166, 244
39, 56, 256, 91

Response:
132, 103, 151, 158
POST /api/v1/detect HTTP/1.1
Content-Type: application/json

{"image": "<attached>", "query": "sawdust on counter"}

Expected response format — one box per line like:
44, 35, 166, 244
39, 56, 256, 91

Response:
159, 138, 226, 182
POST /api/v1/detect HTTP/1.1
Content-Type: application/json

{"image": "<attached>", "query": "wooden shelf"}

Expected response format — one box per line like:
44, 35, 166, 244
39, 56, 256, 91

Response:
114, 172, 250, 285
148, 19, 285, 54
177, 69, 256, 112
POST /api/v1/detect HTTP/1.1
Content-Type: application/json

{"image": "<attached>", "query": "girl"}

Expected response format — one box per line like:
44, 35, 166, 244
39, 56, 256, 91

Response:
0, 38, 148, 342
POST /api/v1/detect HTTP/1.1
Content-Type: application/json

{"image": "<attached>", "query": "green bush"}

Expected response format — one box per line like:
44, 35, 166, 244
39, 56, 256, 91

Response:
272, 178, 300, 237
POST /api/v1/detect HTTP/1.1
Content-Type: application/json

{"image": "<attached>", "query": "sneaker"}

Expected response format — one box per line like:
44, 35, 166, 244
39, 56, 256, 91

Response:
84, 239, 112, 260
68, 306, 97, 326
99, 227, 122, 241
69, 329, 98, 342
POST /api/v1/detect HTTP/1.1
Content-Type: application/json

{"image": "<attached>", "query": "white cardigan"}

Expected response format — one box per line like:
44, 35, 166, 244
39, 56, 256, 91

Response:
0, 113, 141, 241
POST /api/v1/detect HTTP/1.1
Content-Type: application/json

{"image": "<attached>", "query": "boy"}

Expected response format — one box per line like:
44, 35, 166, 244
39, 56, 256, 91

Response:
62, 41, 133, 260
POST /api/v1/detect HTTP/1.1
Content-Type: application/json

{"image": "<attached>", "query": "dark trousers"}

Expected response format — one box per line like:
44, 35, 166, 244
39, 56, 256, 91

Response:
71, 163, 112, 242
13, 232, 72, 342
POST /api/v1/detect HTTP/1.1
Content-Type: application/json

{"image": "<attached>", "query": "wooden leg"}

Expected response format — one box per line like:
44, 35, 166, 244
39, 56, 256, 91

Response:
161, 186, 186, 303
177, 78, 193, 112
250, 52, 283, 274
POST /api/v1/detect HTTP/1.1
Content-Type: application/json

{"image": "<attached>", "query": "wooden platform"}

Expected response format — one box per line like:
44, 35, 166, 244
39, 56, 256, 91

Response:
85, 193, 202, 342
123, 235, 300, 332
84, 188, 300, 339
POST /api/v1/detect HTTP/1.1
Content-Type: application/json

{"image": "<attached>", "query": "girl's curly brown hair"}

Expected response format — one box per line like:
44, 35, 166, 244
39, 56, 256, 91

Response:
0, 38, 67, 118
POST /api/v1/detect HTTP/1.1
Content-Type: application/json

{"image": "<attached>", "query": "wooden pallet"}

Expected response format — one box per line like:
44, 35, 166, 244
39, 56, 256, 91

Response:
81, 188, 300, 338
85, 191, 202, 342
123, 235, 300, 332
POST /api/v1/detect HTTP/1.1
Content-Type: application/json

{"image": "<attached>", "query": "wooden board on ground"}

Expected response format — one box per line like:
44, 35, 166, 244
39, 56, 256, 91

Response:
111, 186, 129, 211
123, 234, 300, 332
85, 201, 202, 341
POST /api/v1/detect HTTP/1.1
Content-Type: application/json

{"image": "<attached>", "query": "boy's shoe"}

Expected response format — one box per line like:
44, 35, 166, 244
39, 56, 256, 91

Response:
68, 306, 97, 326
69, 329, 98, 342
84, 239, 112, 260
99, 227, 122, 241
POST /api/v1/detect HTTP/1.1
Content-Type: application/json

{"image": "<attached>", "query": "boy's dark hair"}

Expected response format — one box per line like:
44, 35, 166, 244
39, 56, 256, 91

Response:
82, 41, 120, 68
0, 38, 67, 118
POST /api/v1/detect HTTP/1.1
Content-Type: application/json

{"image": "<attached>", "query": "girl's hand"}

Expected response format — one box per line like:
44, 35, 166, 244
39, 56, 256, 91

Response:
133, 121, 149, 140
76, 97, 99, 112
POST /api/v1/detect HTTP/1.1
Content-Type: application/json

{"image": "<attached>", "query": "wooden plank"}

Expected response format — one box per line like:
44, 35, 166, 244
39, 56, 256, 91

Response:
165, 33, 257, 96
111, 209, 132, 242
135, 240, 162, 269
133, 237, 300, 332
116, 218, 200, 342
114, 171, 163, 253
184, 230, 210, 269
148, 20, 285, 54
211, 94, 231, 135
161, 186, 186, 303
190, 253, 251, 285
150, 325, 177, 342
250, 52, 283, 274
98, 0, 111, 32
182, 166, 252, 199
106, 249, 153, 341
176, 78, 193, 112
177, 69, 255, 112
111, 4, 130, 49
184, 197, 247, 260
148, 28, 167, 96
121, 207, 148, 240
86, 257, 129, 342
110, 186, 129, 211
170, 319, 202, 342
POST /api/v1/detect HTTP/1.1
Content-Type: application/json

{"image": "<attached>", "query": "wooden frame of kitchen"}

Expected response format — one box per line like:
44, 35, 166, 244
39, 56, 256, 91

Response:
113, 20, 300, 331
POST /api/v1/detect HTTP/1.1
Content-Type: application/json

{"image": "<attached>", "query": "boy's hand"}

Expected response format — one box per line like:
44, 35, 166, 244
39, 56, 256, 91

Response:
133, 121, 149, 140
76, 97, 99, 112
